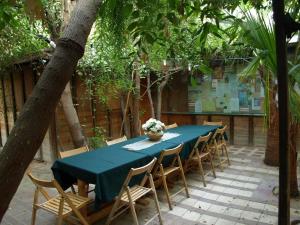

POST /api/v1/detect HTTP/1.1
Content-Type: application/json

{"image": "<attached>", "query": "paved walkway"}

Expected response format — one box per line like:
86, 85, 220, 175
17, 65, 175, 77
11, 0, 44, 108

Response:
2, 146, 300, 225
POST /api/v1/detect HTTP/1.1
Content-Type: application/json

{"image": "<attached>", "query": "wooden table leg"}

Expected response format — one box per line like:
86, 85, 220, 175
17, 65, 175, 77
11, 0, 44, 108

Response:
78, 179, 89, 217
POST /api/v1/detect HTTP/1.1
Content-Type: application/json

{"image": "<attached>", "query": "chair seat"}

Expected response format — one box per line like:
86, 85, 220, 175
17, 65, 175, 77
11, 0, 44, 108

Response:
159, 166, 179, 176
121, 185, 152, 202
190, 152, 210, 161
38, 192, 91, 216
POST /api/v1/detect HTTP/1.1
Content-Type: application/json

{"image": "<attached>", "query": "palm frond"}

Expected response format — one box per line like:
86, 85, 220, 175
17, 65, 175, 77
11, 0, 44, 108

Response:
239, 10, 276, 76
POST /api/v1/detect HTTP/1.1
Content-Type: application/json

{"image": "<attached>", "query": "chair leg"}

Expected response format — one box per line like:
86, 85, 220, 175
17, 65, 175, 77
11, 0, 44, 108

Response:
161, 174, 172, 210
215, 147, 223, 171
72, 208, 90, 225
31, 207, 37, 225
105, 196, 122, 225
197, 160, 206, 187
57, 198, 64, 225
57, 216, 64, 225
223, 144, 230, 166
128, 200, 139, 225
179, 167, 189, 198
208, 153, 216, 178
149, 175, 163, 225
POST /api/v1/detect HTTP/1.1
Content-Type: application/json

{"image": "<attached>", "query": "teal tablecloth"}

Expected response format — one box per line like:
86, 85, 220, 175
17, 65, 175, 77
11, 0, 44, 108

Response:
51, 125, 220, 204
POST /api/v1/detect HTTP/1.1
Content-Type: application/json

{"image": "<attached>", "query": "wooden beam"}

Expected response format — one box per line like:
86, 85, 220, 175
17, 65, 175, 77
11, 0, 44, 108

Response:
248, 117, 254, 146
9, 72, 17, 122
21, 68, 27, 103
1, 78, 9, 139
107, 109, 112, 138
272, 0, 290, 224
230, 116, 234, 145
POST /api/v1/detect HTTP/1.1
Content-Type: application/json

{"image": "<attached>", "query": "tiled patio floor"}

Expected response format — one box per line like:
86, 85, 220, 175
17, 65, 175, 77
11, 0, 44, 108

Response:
2, 146, 300, 225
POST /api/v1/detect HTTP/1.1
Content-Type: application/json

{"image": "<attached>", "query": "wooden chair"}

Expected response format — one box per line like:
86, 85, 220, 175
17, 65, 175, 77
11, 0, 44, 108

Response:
209, 126, 230, 171
106, 136, 127, 146
58, 145, 90, 194
203, 120, 223, 126
58, 145, 89, 159
153, 144, 189, 210
27, 173, 92, 225
187, 132, 216, 187
105, 158, 163, 225
165, 123, 178, 130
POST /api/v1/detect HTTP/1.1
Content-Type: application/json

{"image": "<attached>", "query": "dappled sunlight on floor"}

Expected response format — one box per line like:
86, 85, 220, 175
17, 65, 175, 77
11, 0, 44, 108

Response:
2, 146, 300, 225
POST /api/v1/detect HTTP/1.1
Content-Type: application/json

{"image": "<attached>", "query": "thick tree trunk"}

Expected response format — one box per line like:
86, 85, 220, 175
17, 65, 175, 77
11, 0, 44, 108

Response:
264, 85, 279, 166
146, 73, 155, 118
289, 122, 299, 197
60, 0, 86, 149
0, 0, 101, 220
131, 71, 141, 137
60, 83, 86, 147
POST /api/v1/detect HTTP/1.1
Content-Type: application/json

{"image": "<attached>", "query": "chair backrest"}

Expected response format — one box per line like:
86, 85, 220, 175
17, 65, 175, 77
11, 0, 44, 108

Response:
28, 172, 55, 189
58, 145, 89, 159
210, 125, 227, 144
203, 120, 223, 126
153, 144, 183, 175
28, 172, 90, 225
122, 157, 157, 188
106, 136, 127, 146
27, 172, 58, 202
189, 132, 212, 157
194, 132, 212, 150
165, 123, 178, 129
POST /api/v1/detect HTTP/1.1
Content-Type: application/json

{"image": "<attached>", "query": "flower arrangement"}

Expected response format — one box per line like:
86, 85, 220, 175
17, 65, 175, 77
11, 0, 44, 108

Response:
142, 118, 165, 140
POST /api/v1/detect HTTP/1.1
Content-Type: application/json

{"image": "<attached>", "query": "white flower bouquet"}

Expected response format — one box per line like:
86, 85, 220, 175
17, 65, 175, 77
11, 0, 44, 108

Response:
142, 118, 165, 141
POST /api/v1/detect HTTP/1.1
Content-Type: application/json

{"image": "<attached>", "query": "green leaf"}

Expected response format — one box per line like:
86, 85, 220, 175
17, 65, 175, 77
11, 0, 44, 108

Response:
137, 0, 146, 8
122, 3, 133, 19
190, 76, 198, 87
166, 12, 179, 25
127, 21, 139, 32
198, 64, 212, 74
144, 32, 156, 44
168, 0, 177, 10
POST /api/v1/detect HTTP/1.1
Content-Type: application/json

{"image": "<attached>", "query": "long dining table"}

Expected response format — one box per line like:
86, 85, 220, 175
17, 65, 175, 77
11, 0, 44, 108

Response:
51, 125, 220, 222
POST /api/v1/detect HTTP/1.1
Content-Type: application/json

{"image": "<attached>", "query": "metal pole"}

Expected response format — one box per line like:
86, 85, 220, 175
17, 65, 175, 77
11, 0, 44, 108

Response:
272, 1, 290, 224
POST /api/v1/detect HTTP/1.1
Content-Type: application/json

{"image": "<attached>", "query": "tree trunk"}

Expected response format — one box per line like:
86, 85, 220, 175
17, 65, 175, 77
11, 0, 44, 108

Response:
44, 0, 86, 150
131, 71, 141, 137
120, 93, 131, 138
264, 85, 279, 166
289, 122, 299, 197
155, 70, 171, 121
60, 82, 86, 147
156, 86, 163, 120
146, 73, 155, 118
0, 0, 101, 220
59, 0, 86, 149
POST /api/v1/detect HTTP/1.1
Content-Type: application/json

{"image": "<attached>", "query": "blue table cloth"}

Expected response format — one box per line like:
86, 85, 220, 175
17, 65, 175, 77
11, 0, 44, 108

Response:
52, 125, 220, 204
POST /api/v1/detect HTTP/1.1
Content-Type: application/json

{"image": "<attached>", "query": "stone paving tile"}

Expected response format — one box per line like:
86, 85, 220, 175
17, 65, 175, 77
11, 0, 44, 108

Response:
2, 145, 300, 225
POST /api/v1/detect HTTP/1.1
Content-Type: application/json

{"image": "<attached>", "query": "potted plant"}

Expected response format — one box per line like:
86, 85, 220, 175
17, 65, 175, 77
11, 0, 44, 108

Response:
142, 118, 166, 141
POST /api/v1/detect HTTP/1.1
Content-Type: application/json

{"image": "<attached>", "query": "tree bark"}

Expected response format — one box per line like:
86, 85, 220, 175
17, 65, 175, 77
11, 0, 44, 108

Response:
120, 93, 131, 138
60, 82, 86, 147
264, 84, 279, 166
59, 0, 86, 149
131, 71, 141, 137
146, 73, 155, 118
156, 70, 171, 120
289, 122, 299, 197
0, 0, 101, 220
